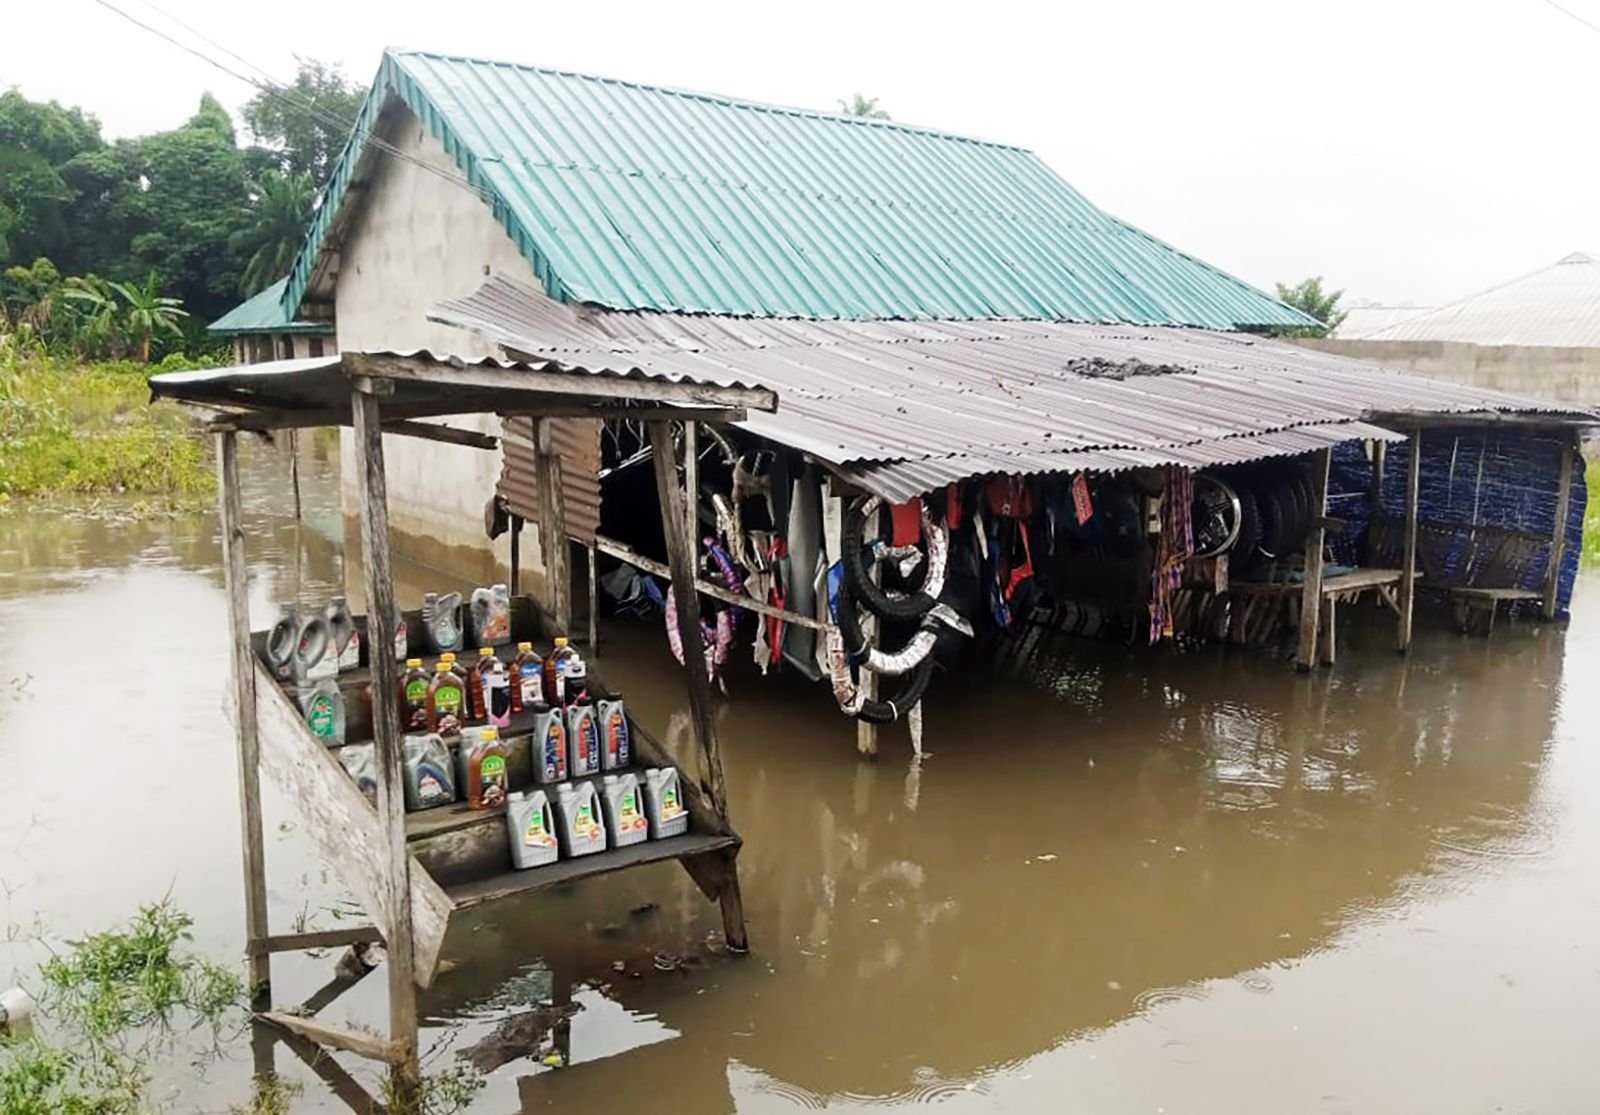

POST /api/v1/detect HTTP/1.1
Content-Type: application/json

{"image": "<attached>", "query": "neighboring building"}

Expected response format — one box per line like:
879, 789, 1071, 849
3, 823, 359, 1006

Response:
1305, 253, 1600, 404
208, 276, 335, 365
1331, 304, 1432, 340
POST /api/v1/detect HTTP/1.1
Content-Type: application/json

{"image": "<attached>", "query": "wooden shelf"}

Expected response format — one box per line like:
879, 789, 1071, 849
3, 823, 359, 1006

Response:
442, 832, 740, 911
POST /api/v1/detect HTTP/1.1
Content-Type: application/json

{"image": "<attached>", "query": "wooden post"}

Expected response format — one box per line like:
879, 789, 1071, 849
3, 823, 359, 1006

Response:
1368, 439, 1386, 565
1397, 429, 1422, 652
587, 542, 599, 654
857, 541, 880, 758
349, 384, 421, 1098
1542, 435, 1576, 619
535, 419, 569, 635
217, 431, 271, 1008
288, 428, 303, 521
648, 420, 748, 952
509, 514, 523, 596
1295, 449, 1332, 672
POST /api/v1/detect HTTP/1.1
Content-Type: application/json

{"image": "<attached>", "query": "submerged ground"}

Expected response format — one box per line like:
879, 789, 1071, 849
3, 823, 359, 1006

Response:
0, 440, 1596, 1113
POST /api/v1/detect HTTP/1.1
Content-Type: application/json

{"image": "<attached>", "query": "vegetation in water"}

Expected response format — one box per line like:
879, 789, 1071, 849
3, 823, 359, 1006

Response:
0, 345, 214, 505
1583, 454, 1600, 564
381, 1063, 487, 1115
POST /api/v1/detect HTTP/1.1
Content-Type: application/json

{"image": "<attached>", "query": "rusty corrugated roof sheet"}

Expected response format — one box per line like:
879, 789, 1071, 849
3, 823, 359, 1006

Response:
497, 416, 602, 543
432, 277, 1595, 501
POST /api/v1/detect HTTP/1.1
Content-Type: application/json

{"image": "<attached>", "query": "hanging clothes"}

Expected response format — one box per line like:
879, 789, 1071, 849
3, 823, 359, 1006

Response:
781, 470, 824, 681
1148, 467, 1196, 643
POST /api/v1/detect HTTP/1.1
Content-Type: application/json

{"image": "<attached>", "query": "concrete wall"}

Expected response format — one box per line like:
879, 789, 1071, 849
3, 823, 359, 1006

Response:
332, 107, 550, 581
1296, 338, 1600, 407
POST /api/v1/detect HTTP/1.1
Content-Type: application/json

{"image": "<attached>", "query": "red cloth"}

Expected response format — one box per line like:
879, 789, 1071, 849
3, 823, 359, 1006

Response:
890, 497, 923, 546
1072, 472, 1093, 525
945, 483, 962, 528
984, 476, 1032, 519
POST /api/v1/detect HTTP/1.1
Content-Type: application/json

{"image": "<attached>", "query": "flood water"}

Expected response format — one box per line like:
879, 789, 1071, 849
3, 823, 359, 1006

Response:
2, 444, 1598, 1113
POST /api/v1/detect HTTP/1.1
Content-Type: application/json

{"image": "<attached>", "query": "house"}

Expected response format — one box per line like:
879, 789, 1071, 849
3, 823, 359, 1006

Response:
1308, 253, 1600, 405
1331, 304, 1434, 340
208, 276, 335, 365
267, 49, 1590, 666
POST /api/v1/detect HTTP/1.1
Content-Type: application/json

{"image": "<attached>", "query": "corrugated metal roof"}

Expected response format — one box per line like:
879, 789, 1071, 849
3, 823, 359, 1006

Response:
432, 277, 1595, 501
497, 416, 602, 543
208, 278, 334, 336
282, 48, 1315, 331
1331, 304, 1431, 340
1364, 253, 1600, 347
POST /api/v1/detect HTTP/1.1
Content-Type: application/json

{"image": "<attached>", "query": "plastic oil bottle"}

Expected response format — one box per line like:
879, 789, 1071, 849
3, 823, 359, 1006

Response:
531, 700, 568, 785
461, 727, 509, 810
267, 603, 299, 680
542, 637, 579, 706
470, 584, 513, 648
554, 781, 607, 857
403, 733, 456, 811
300, 678, 346, 747
510, 642, 541, 713
295, 611, 336, 684
423, 591, 464, 654
600, 772, 650, 848
505, 789, 559, 869
327, 596, 360, 672
598, 696, 630, 770
426, 662, 466, 738
644, 767, 689, 839
567, 697, 600, 777
400, 658, 430, 733
471, 648, 511, 729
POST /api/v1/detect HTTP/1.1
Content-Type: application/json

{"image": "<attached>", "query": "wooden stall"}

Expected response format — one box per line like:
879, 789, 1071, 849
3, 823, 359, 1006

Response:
153, 352, 777, 1101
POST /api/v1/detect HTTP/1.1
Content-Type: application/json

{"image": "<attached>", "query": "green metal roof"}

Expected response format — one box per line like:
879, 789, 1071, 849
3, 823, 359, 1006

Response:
283, 50, 1314, 330
210, 278, 334, 336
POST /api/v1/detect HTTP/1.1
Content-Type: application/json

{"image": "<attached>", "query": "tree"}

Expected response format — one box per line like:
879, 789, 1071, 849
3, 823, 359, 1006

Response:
838, 94, 890, 120
231, 172, 315, 295
1273, 276, 1347, 338
243, 58, 367, 182
0, 91, 105, 269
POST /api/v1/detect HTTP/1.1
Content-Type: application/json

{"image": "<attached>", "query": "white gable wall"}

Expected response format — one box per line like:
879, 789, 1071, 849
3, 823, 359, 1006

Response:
333, 107, 546, 579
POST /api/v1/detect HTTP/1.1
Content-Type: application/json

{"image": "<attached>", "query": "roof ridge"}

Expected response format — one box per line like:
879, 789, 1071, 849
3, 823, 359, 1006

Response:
386, 47, 1034, 153
1363, 254, 1600, 340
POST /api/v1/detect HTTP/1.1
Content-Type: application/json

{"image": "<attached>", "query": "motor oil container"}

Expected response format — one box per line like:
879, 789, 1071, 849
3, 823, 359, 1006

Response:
531, 701, 568, 785
400, 659, 430, 732
440, 653, 474, 725
426, 662, 466, 738
598, 696, 630, 770
300, 677, 345, 747
554, 781, 607, 858
423, 591, 464, 654
471, 649, 511, 728
511, 642, 541, 713
295, 612, 336, 683
470, 584, 512, 648
461, 727, 509, 810
340, 743, 377, 805
505, 790, 559, 869
644, 767, 689, 839
403, 733, 456, 811
267, 603, 299, 680
393, 605, 409, 661
327, 596, 360, 672
600, 772, 650, 848
567, 698, 600, 777
542, 637, 579, 706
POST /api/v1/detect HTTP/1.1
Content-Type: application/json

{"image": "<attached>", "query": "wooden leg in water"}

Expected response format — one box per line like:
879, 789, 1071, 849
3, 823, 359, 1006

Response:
1319, 594, 1337, 667
1398, 429, 1421, 652
1296, 449, 1332, 672
718, 857, 749, 954
350, 383, 421, 1100
857, 525, 881, 758
217, 431, 271, 1009
587, 541, 599, 654
1543, 436, 1575, 620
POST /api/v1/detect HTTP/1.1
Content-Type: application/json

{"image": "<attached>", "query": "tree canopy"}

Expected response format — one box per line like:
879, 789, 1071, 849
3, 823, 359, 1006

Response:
1273, 276, 1348, 338
838, 94, 890, 120
241, 58, 366, 181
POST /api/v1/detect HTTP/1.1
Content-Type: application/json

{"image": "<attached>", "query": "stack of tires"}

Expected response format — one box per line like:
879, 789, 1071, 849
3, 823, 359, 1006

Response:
1197, 460, 1317, 573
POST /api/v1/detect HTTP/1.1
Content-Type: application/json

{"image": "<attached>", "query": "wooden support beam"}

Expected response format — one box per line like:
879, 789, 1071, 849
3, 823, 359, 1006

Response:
509, 514, 523, 596
593, 534, 830, 631
538, 420, 571, 635
1398, 429, 1422, 652
260, 1023, 385, 1114
217, 431, 271, 1009
587, 542, 599, 654
350, 384, 422, 1098
258, 1011, 402, 1065
1295, 448, 1333, 672
1543, 436, 1576, 619
1320, 594, 1337, 667
254, 926, 384, 955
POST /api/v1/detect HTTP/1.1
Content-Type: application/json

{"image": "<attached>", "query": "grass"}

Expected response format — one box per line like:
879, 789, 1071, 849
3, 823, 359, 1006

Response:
0, 351, 213, 507
1585, 456, 1600, 564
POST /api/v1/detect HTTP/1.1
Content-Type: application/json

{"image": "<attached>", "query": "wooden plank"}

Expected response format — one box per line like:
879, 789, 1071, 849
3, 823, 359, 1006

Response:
217, 431, 271, 1006
351, 350, 778, 412
262, 1023, 385, 1113
381, 418, 498, 450
509, 514, 523, 596
1451, 587, 1541, 602
1320, 594, 1337, 667
258, 1011, 401, 1065
1296, 448, 1333, 671
587, 542, 599, 654
442, 833, 741, 910
1543, 436, 1576, 619
351, 384, 421, 1096
534, 419, 569, 636
1398, 429, 1422, 652
594, 534, 831, 631
257, 926, 384, 955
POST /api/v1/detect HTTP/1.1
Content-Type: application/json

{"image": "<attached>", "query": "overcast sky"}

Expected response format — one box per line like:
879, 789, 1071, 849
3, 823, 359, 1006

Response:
5, 0, 1596, 307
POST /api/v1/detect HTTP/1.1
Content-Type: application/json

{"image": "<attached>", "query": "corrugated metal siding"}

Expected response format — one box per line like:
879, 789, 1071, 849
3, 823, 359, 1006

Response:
497, 417, 602, 543
434, 276, 1595, 501
284, 49, 1314, 330
1364, 253, 1600, 348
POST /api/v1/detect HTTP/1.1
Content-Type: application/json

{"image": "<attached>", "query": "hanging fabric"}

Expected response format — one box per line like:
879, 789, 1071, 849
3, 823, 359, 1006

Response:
1072, 472, 1094, 525
1148, 466, 1196, 643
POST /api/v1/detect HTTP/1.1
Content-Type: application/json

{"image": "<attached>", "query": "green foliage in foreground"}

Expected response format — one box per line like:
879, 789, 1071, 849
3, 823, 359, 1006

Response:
1584, 455, 1600, 564
0, 350, 213, 501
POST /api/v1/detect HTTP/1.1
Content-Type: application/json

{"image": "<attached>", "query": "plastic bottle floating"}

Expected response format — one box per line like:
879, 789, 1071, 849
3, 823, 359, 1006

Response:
598, 696, 630, 770
403, 733, 456, 811
531, 701, 568, 785
567, 698, 600, 777
644, 767, 689, 839
601, 772, 650, 848
506, 790, 559, 869
469, 584, 512, 648
462, 727, 509, 810
423, 591, 464, 654
326, 596, 360, 672
300, 678, 346, 747
555, 781, 607, 857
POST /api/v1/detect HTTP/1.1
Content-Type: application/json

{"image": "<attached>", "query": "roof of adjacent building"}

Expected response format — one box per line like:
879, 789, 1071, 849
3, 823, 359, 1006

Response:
432, 277, 1593, 501
209, 278, 335, 336
1362, 253, 1600, 348
281, 49, 1314, 331
1331, 304, 1432, 340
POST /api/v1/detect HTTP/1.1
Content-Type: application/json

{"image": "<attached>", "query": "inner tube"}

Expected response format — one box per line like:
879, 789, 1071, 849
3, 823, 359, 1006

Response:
836, 580, 940, 674
842, 496, 948, 622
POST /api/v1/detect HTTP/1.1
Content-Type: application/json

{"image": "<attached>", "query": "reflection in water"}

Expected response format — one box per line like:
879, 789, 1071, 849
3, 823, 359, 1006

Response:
1, 443, 1595, 1115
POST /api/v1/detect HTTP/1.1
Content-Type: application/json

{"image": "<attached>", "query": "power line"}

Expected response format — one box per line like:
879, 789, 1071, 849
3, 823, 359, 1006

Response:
1540, 0, 1600, 37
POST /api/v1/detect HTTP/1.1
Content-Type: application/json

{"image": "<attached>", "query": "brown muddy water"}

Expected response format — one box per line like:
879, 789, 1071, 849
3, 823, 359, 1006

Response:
2, 443, 1598, 1114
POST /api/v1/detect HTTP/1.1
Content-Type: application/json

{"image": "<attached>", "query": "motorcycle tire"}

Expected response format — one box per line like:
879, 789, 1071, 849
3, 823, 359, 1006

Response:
843, 497, 941, 623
